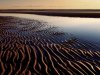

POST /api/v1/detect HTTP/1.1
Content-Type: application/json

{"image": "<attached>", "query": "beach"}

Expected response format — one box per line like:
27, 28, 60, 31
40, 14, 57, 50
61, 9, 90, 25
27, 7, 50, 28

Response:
0, 13, 100, 74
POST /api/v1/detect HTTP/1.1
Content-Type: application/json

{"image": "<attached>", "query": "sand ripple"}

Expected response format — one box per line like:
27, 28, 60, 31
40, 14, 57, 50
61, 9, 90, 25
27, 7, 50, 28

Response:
0, 16, 100, 75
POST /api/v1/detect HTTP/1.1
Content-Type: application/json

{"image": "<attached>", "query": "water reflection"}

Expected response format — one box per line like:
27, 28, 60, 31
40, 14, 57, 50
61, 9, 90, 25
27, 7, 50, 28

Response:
0, 13, 100, 44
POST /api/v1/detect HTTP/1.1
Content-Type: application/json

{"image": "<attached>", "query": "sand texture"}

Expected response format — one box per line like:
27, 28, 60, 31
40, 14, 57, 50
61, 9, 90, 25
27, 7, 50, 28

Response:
0, 16, 100, 75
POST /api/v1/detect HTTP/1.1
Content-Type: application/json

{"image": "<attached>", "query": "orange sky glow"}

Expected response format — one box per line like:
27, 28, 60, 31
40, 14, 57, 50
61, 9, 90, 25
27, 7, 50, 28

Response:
0, 0, 100, 9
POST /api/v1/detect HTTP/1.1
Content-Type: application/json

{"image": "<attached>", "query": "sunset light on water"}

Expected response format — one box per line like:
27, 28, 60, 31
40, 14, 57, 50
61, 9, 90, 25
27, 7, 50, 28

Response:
0, 0, 100, 74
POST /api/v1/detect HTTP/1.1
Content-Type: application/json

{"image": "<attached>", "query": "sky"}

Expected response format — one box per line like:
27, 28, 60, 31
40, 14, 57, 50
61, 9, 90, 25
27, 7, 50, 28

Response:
0, 0, 100, 9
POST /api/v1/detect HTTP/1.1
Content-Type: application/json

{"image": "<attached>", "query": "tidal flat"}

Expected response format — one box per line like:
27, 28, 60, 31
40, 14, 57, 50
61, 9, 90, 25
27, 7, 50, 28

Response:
0, 13, 100, 75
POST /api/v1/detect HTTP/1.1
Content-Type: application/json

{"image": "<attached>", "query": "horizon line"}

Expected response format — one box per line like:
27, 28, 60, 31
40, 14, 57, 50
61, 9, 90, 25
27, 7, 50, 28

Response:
1, 9, 100, 10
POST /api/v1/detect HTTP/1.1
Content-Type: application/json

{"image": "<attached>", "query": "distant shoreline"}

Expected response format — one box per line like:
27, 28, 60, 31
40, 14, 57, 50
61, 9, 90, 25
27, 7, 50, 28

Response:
1, 9, 100, 18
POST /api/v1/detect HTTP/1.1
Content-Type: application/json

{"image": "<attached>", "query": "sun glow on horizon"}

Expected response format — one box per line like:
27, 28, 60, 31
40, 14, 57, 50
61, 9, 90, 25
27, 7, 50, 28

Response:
0, 0, 100, 9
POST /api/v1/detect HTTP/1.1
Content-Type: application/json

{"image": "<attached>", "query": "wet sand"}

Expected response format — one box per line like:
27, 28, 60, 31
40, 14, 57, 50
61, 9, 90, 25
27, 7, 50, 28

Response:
0, 16, 100, 75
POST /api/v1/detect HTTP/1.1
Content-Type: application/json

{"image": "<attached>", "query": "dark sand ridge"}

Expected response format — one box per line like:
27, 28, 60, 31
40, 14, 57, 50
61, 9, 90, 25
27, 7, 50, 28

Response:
0, 16, 100, 75
1, 9, 100, 18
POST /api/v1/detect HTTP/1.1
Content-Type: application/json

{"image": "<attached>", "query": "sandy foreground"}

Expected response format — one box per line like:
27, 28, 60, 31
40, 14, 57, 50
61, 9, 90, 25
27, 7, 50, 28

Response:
0, 15, 100, 75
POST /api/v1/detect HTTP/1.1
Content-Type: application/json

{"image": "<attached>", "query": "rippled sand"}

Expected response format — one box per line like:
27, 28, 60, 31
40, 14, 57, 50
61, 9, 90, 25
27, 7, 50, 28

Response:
0, 16, 100, 75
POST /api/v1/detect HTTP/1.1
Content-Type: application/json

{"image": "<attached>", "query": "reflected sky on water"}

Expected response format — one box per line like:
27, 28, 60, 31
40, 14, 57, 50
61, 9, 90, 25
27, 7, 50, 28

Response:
0, 13, 100, 44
